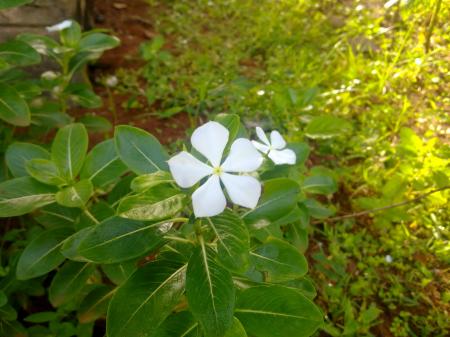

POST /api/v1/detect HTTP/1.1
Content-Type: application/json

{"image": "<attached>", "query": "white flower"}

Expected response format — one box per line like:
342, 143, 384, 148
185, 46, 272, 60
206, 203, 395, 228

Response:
46, 20, 73, 33
41, 71, 58, 80
105, 76, 119, 87
252, 127, 296, 165
168, 121, 263, 217
385, 255, 393, 263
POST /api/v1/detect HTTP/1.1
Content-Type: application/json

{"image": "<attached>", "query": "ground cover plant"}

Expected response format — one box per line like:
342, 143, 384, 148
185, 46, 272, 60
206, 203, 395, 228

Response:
0, 0, 449, 336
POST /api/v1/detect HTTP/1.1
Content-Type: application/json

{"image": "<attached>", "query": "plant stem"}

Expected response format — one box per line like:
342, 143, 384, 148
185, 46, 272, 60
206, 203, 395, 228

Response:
316, 185, 450, 223
84, 208, 99, 224
425, 0, 442, 53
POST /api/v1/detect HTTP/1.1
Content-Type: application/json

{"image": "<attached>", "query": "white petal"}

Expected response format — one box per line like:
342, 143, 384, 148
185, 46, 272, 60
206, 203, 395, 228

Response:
256, 127, 270, 145
191, 121, 229, 167
251, 140, 270, 154
221, 138, 263, 173
168, 151, 212, 188
270, 130, 287, 150
192, 175, 227, 217
221, 173, 261, 209
268, 149, 296, 165
46, 20, 73, 32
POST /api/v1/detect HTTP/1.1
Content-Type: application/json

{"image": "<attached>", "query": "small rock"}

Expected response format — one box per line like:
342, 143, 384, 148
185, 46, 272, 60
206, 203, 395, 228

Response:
113, 3, 127, 10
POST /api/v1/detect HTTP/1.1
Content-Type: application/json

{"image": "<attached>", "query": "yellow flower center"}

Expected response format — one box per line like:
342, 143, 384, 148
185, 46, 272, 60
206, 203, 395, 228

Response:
213, 166, 223, 176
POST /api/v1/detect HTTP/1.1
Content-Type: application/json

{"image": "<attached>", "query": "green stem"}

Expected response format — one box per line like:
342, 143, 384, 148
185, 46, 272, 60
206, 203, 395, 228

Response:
83, 208, 99, 224
425, 0, 442, 53
106, 86, 118, 124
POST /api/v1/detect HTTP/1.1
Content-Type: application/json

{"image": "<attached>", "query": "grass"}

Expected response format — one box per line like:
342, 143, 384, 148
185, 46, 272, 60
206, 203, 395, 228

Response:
112, 0, 450, 335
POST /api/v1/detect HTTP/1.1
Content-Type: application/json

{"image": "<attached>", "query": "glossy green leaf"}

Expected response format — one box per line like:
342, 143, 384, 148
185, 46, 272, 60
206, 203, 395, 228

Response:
243, 178, 300, 226
65, 84, 102, 108
107, 260, 186, 337
61, 227, 94, 262
80, 33, 120, 52
24, 311, 58, 323
302, 199, 334, 219
77, 216, 170, 263
78, 115, 113, 133
235, 285, 323, 337
0, 176, 57, 217
282, 277, 317, 299
0, 303, 17, 320
51, 123, 88, 181
78, 285, 115, 323
26, 159, 66, 186
56, 179, 93, 208
117, 184, 186, 221
130, 171, 174, 192
0, 291, 7, 307
305, 115, 352, 139
225, 317, 247, 337
250, 237, 308, 282
80, 139, 127, 188
151, 311, 200, 337
208, 210, 250, 273
186, 245, 235, 337
0, 83, 30, 126
49, 261, 95, 307
60, 21, 81, 47
0, 39, 40, 66
101, 261, 137, 285
35, 203, 81, 228
16, 227, 73, 280
0, 0, 33, 9
114, 125, 169, 174
5, 142, 50, 177
302, 175, 337, 195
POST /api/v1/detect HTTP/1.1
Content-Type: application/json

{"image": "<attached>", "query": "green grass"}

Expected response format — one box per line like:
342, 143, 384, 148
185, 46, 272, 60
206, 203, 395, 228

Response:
114, 0, 450, 335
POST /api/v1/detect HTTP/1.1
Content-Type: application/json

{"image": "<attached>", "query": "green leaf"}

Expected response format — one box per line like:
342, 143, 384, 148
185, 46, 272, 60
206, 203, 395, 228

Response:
49, 261, 95, 307
225, 318, 247, 337
150, 311, 200, 337
305, 116, 352, 139
282, 277, 317, 299
78, 115, 112, 133
80, 139, 127, 188
302, 175, 337, 195
16, 227, 73, 280
208, 210, 250, 273
243, 178, 300, 226
0, 291, 7, 307
56, 179, 93, 208
5, 142, 50, 177
101, 261, 137, 285
35, 203, 81, 228
302, 199, 334, 219
235, 285, 323, 337
60, 21, 81, 47
24, 311, 58, 323
0, 83, 30, 126
250, 237, 308, 282
130, 171, 174, 192
186, 245, 235, 337
78, 285, 115, 323
51, 123, 88, 181
117, 184, 186, 221
68, 52, 98, 77
65, 84, 102, 108
80, 33, 120, 52
0, 0, 32, 9
77, 216, 169, 263
107, 260, 186, 337
26, 159, 66, 186
61, 227, 94, 262
0, 303, 17, 320
114, 125, 169, 174
0, 39, 40, 66
0, 177, 56, 217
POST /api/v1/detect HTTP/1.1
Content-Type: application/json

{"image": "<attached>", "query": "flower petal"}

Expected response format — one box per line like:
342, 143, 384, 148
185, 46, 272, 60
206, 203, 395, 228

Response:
256, 127, 270, 145
268, 148, 296, 165
192, 175, 227, 217
270, 130, 287, 149
191, 121, 229, 167
168, 151, 212, 188
222, 138, 263, 173
251, 140, 270, 154
46, 20, 73, 32
221, 173, 261, 208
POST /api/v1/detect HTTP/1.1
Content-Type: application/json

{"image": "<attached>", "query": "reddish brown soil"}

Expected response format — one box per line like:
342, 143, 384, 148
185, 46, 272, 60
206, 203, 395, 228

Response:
70, 0, 190, 146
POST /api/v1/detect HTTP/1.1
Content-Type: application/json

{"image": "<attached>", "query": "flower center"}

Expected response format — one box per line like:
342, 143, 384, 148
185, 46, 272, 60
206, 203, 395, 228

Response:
212, 166, 223, 176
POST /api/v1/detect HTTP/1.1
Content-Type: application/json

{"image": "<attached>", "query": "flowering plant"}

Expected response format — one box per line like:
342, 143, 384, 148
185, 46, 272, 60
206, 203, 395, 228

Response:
0, 114, 327, 337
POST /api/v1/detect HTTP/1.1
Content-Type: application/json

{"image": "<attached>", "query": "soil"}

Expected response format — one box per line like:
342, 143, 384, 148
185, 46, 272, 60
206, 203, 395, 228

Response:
70, 0, 190, 146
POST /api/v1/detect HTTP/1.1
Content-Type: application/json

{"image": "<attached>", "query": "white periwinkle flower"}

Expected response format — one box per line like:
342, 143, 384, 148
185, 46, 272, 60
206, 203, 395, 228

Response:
46, 20, 73, 33
252, 127, 296, 165
105, 75, 119, 87
168, 121, 263, 217
385, 255, 393, 263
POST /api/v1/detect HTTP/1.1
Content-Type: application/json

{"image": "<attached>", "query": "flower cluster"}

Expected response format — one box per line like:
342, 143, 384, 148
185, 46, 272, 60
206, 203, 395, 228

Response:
168, 121, 296, 217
